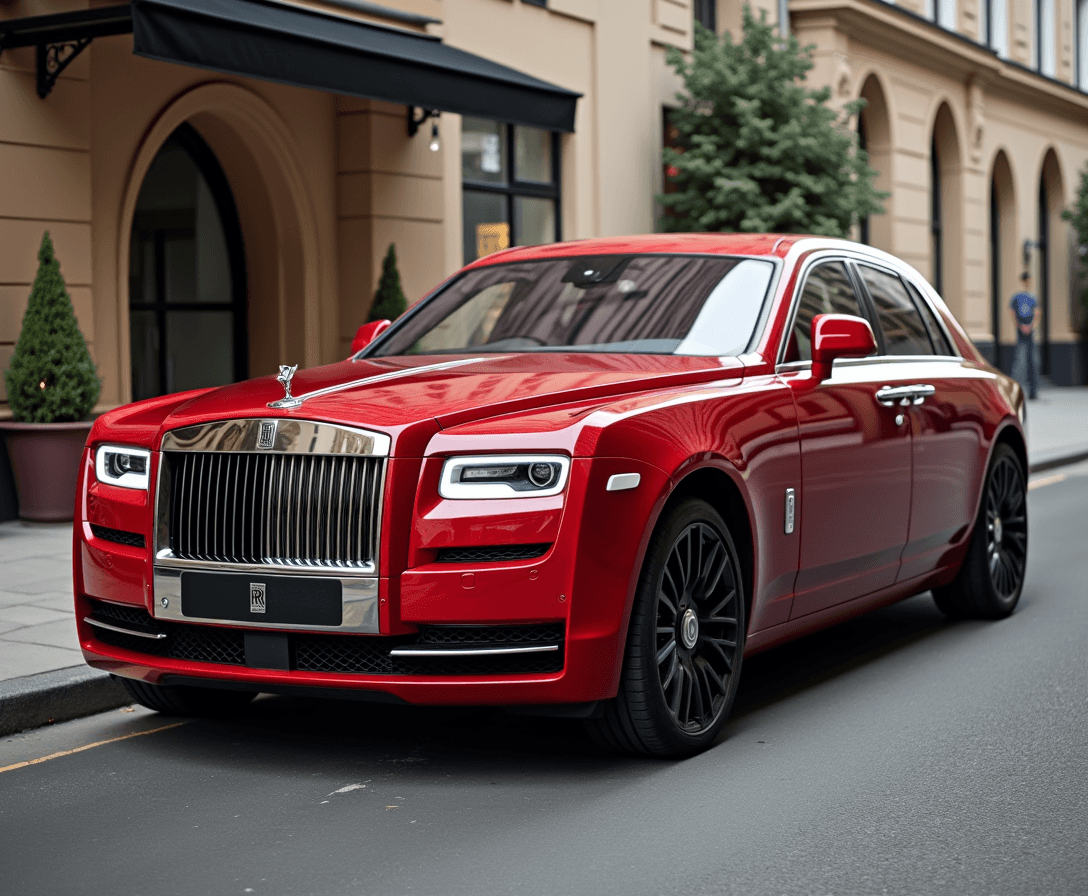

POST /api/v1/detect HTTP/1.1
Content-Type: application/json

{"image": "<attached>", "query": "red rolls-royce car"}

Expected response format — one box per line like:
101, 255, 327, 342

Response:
75, 234, 1027, 757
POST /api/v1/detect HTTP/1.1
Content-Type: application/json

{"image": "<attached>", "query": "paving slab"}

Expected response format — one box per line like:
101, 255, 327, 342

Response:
2, 618, 80, 650
0, 605, 71, 626
0, 641, 84, 680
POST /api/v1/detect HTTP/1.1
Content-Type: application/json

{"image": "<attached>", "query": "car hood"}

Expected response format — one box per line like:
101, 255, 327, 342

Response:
157, 353, 745, 453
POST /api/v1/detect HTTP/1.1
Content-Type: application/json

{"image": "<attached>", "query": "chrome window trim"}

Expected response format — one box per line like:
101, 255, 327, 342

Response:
777, 253, 866, 367
151, 567, 379, 633
776, 354, 964, 374
160, 419, 391, 456
776, 248, 963, 368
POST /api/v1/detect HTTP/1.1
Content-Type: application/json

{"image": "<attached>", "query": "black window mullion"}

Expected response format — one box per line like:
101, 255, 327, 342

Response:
155, 231, 167, 394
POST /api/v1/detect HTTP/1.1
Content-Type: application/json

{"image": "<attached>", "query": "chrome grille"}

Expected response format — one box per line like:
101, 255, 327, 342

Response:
164, 452, 384, 569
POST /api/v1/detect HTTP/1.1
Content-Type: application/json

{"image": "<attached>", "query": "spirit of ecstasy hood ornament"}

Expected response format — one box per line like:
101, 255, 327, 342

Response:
268, 364, 302, 409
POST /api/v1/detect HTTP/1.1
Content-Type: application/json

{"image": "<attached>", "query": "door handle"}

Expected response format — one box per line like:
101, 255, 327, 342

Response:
875, 384, 936, 407
875, 385, 916, 406
909, 384, 935, 405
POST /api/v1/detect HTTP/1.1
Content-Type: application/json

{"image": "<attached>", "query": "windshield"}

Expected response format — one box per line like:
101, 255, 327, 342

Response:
366, 254, 775, 358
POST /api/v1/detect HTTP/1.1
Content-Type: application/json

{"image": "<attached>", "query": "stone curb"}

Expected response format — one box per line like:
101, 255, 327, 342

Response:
1029, 450, 1088, 474
1, 448, 1086, 738
0, 666, 129, 737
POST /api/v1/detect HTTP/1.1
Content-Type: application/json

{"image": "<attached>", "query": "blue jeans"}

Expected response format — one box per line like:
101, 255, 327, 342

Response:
1012, 330, 1038, 398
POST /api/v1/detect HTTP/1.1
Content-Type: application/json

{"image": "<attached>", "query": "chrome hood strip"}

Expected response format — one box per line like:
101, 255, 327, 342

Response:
267, 357, 490, 409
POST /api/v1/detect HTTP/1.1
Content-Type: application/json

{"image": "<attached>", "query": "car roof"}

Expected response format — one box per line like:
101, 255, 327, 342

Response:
464, 233, 807, 269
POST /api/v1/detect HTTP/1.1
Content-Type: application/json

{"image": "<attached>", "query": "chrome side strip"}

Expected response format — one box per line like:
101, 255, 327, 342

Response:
388, 645, 560, 657
84, 617, 168, 641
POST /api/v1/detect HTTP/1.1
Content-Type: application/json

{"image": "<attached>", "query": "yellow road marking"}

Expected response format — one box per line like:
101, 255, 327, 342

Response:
1028, 472, 1067, 491
0, 721, 188, 774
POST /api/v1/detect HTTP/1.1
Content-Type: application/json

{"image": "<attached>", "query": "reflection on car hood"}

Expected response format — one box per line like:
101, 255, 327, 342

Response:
161, 353, 744, 449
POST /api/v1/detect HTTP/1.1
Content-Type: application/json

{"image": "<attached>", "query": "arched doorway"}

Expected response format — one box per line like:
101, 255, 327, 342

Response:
989, 150, 1016, 368
930, 104, 963, 316
857, 74, 892, 251
1038, 148, 1065, 377
128, 123, 247, 400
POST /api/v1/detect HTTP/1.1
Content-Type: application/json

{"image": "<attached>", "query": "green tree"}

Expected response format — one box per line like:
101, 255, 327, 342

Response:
660, 6, 885, 236
368, 243, 408, 322
5, 232, 100, 423
1061, 161, 1088, 330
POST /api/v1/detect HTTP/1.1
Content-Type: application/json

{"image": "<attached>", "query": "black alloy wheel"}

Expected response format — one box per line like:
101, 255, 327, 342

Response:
585, 498, 745, 757
984, 452, 1028, 600
655, 521, 740, 733
933, 442, 1027, 619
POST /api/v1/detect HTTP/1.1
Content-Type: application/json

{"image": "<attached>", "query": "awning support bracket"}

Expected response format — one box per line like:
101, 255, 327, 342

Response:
0, 4, 135, 99
36, 38, 92, 99
407, 106, 440, 138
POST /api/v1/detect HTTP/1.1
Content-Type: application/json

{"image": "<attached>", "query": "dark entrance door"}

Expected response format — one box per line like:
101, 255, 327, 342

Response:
129, 123, 246, 401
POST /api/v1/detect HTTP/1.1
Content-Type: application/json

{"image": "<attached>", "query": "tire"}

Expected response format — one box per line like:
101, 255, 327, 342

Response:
117, 676, 257, 717
585, 498, 746, 757
932, 442, 1027, 620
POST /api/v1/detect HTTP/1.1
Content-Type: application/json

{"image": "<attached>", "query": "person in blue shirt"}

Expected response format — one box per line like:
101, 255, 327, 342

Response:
1009, 270, 1039, 400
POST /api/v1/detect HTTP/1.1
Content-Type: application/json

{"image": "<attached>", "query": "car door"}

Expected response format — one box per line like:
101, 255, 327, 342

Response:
855, 265, 992, 582
778, 258, 913, 619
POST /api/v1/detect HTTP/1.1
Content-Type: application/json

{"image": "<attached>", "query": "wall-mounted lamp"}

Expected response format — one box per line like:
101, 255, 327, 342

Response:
407, 107, 441, 151
1022, 238, 1039, 267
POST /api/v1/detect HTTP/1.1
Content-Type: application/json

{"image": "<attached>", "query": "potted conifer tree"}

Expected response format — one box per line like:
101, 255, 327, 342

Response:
0, 232, 101, 521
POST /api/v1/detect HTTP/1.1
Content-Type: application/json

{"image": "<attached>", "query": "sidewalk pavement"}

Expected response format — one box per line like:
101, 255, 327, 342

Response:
2, 384, 1087, 735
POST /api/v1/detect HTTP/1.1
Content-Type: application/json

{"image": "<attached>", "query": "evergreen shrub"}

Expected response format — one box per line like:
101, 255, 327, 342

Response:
369, 244, 408, 322
660, 6, 886, 236
4, 232, 100, 423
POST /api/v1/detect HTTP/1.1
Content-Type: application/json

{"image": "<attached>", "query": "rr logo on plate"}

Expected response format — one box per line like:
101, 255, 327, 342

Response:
250, 583, 267, 614
258, 420, 277, 450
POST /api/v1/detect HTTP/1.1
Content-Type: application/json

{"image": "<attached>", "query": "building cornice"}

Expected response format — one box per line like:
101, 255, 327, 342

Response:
790, 0, 1088, 116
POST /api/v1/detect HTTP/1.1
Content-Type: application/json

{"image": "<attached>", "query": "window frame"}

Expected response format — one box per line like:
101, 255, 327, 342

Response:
851, 260, 938, 357
777, 255, 878, 367
461, 121, 562, 265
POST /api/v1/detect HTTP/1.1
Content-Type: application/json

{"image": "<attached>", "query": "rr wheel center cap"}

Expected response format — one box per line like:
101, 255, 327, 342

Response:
993, 516, 1003, 546
680, 608, 699, 650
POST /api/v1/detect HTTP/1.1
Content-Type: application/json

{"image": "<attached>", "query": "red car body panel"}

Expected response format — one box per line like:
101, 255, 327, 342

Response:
74, 235, 1025, 707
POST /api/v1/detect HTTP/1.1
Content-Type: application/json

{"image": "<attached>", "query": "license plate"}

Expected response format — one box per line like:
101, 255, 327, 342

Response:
181, 572, 343, 626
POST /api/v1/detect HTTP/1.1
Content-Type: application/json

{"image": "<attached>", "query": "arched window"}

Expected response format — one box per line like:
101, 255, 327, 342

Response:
931, 134, 942, 295
1037, 175, 1050, 373
858, 113, 869, 245
129, 124, 247, 401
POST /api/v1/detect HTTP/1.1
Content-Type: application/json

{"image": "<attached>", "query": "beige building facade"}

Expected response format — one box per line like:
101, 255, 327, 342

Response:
784, 0, 1088, 382
0, 0, 1086, 434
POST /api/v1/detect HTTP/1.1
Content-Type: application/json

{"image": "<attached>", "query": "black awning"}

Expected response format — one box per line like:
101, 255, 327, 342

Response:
131, 0, 580, 131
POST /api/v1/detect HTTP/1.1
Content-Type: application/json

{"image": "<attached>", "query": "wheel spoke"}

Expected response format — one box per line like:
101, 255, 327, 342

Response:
708, 589, 736, 619
656, 638, 677, 666
661, 651, 679, 691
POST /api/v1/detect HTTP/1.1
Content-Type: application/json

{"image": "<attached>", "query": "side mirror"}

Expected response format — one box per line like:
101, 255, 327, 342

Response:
350, 319, 392, 357
810, 314, 876, 381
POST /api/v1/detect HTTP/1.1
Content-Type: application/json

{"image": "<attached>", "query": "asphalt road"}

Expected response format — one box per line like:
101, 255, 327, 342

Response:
3, 462, 1087, 896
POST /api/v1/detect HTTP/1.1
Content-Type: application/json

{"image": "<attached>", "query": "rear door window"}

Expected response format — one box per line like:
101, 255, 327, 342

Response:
857, 264, 934, 356
905, 280, 956, 356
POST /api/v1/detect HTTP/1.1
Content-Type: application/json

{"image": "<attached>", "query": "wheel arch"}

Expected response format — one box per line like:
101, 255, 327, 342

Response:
664, 465, 756, 637
993, 418, 1028, 479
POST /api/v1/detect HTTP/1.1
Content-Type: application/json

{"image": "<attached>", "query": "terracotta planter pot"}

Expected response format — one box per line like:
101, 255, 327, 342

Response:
0, 420, 93, 522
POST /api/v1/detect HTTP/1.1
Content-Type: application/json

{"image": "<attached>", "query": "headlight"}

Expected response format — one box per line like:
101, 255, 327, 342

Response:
439, 455, 571, 499
95, 445, 151, 490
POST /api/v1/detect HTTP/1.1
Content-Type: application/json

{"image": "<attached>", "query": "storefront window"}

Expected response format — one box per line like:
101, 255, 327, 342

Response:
128, 124, 246, 401
462, 117, 560, 264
